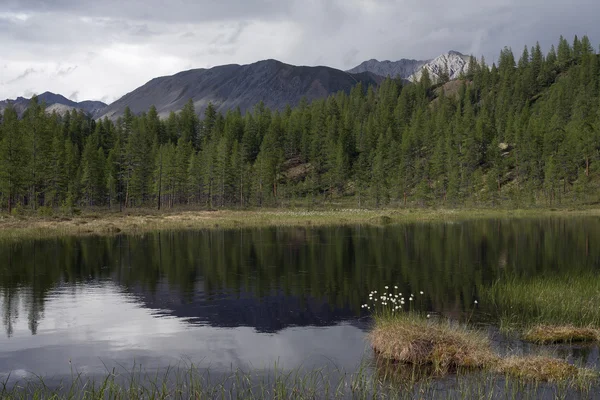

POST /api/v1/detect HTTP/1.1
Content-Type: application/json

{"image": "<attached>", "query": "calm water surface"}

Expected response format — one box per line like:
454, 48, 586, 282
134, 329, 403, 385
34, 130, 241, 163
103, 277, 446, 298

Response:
1, 218, 600, 385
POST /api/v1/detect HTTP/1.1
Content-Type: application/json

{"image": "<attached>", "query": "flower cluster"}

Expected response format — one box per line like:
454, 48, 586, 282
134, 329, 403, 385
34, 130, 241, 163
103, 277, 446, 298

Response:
361, 285, 425, 314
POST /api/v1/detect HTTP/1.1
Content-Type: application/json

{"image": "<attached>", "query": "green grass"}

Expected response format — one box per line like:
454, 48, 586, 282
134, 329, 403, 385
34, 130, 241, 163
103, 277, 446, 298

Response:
1, 359, 598, 400
482, 272, 600, 329
0, 206, 598, 241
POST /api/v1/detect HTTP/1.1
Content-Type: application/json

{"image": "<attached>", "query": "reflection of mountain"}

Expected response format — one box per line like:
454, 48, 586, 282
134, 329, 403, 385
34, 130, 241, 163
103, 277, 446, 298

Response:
127, 281, 366, 333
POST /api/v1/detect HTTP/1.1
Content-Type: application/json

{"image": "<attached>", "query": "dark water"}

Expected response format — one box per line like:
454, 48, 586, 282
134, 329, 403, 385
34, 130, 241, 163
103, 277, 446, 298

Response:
1, 217, 600, 387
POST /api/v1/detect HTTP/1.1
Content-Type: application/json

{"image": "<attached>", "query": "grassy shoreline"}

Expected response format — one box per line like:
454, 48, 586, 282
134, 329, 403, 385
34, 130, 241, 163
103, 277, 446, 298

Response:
1, 206, 600, 240
2, 356, 598, 400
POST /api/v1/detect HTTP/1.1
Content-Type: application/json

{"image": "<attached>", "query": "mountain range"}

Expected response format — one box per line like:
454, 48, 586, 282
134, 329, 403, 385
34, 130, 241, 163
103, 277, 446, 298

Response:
0, 92, 107, 119
96, 59, 383, 120
1, 51, 472, 121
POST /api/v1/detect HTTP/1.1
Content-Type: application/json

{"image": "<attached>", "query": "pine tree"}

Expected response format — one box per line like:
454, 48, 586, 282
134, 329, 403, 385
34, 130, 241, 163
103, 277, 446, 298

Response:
0, 106, 28, 212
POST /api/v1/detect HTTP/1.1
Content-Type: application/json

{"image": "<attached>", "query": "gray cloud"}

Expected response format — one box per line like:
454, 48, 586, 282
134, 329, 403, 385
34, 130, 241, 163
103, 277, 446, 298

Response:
7, 68, 39, 84
1, 0, 600, 102
57, 65, 77, 77
69, 91, 79, 101
4, 0, 292, 23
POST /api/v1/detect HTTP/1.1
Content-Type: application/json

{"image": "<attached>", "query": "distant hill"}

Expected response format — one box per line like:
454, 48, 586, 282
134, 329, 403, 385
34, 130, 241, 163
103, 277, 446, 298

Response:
96, 59, 384, 120
0, 92, 107, 118
347, 51, 472, 83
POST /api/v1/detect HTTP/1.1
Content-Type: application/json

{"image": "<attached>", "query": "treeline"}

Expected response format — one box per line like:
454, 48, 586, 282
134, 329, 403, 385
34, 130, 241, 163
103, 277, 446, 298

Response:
0, 35, 599, 212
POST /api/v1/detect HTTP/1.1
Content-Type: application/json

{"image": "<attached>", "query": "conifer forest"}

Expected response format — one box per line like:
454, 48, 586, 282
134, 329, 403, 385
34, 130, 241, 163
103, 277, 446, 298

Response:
1, 35, 599, 212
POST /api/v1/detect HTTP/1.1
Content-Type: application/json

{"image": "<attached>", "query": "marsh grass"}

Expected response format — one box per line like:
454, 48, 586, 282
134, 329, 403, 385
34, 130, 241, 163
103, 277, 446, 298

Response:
482, 273, 600, 328
369, 314, 497, 374
523, 325, 600, 344
495, 356, 597, 384
0, 207, 598, 241
1, 359, 598, 400
0, 361, 386, 400
368, 313, 599, 387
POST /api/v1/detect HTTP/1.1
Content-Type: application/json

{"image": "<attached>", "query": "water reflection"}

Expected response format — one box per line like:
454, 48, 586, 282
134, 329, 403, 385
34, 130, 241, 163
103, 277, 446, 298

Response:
1, 217, 599, 381
0, 282, 369, 382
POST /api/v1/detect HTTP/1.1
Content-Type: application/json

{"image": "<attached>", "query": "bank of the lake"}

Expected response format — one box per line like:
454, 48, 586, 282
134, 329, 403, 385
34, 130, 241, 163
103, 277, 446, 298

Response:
2, 206, 600, 240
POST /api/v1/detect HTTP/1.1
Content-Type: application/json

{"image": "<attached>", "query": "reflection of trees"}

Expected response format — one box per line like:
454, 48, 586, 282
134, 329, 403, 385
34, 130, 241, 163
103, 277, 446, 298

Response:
1, 288, 19, 337
1, 217, 599, 336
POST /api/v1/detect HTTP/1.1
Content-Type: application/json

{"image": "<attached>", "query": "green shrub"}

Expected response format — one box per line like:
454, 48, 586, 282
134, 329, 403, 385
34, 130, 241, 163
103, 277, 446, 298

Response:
38, 206, 53, 217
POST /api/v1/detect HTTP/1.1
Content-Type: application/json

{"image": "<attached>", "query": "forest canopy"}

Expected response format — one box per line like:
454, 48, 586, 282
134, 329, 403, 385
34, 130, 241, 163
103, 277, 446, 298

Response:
0, 35, 599, 212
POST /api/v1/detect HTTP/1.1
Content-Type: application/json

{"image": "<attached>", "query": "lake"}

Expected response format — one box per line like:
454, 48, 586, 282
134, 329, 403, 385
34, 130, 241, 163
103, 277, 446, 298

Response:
1, 217, 599, 395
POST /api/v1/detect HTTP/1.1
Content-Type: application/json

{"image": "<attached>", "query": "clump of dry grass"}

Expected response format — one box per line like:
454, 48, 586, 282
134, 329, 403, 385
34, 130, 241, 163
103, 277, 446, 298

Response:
369, 315, 599, 386
369, 316, 497, 374
523, 325, 600, 344
495, 356, 593, 382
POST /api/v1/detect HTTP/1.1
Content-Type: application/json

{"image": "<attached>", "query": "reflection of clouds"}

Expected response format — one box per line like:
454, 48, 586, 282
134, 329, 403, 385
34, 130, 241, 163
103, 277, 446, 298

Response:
0, 282, 368, 382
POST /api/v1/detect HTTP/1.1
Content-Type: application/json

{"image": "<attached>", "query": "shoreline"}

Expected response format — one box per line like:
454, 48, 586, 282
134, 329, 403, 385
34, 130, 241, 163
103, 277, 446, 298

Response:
0, 207, 599, 240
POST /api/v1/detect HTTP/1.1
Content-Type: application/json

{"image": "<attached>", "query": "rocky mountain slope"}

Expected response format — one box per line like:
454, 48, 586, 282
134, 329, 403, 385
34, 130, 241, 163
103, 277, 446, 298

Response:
96, 59, 383, 120
346, 58, 429, 79
409, 51, 471, 82
0, 92, 107, 118
347, 51, 472, 83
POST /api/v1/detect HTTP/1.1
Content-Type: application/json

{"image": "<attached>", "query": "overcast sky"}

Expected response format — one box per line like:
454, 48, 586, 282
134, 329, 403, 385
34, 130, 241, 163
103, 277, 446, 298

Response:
1, 0, 599, 104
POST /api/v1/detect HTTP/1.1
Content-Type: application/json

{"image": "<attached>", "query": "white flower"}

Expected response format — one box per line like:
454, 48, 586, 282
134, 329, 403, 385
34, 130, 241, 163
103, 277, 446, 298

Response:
401, 301, 405, 305
420, 291, 424, 295
395, 294, 399, 298
409, 298, 413, 301
394, 286, 398, 289
474, 300, 478, 304
385, 286, 389, 289
427, 314, 430, 318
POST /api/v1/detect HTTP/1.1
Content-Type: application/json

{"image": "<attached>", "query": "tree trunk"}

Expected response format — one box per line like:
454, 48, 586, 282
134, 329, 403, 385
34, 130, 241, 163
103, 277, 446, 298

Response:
157, 164, 162, 211
586, 156, 589, 177
240, 174, 244, 207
